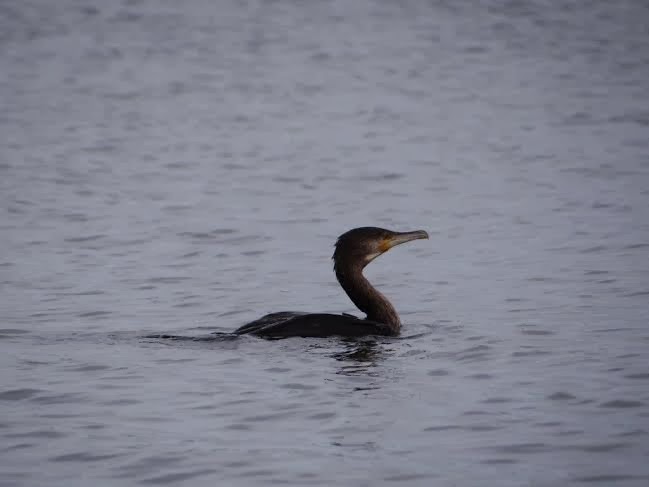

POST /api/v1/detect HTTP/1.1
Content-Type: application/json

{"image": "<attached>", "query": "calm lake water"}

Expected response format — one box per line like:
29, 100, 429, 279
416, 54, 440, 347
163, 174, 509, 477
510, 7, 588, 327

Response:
2, 0, 649, 485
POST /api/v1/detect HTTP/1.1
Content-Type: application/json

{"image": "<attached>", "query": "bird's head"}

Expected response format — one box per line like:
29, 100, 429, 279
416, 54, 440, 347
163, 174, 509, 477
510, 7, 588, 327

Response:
333, 226, 429, 272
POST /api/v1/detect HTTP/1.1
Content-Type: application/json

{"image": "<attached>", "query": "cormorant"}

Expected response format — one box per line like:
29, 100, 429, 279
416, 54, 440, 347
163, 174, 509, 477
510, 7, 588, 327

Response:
235, 227, 428, 338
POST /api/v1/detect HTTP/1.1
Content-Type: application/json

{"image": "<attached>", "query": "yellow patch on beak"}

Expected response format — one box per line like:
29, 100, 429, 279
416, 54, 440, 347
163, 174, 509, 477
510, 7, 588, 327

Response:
378, 238, 394, 253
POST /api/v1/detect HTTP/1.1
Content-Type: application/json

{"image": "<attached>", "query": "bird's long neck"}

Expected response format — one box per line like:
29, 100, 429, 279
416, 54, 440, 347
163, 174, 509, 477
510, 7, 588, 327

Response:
335, 261, 400, 331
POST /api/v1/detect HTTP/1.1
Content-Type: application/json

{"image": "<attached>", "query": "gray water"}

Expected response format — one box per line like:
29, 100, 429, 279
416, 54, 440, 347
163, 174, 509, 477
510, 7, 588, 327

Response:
2, 0, 649, 485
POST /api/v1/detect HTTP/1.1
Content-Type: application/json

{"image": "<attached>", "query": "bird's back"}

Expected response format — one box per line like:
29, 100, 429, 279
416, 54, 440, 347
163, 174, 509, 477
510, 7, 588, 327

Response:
234, 312, 396, 338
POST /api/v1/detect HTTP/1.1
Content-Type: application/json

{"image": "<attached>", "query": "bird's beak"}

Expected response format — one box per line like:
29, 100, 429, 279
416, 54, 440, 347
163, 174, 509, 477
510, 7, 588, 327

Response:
379, 230, 429, 252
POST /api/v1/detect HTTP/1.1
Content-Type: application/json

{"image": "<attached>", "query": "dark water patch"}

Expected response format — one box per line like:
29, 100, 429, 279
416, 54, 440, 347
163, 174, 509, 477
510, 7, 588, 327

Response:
102, 398, 139, 406
462, 410, 496, 417
218, 357, 245, 366
571, 442, 629, 453
0, 329, 30, 336
145, 276, 192, 284
2, 442, 33, 452
191, 403, 217, 411
177, 228, 236, 240
38, 413, 81, 419
32, 393, 84, 405
218, 309, 249, 318
264, 367, 292, 373
308, 412, 336, 420
0, 388, 42, 400
142, 333, 238, 342
172, 301, 201, 308
98, 375, 145, 383
219, 397, 257, 408
21, 360, 51, 366
279, 382, 318, 391
615, 353, 642, 359
111, 237, 153, 248
548, 392, 576, 400
614, 429, 647, 437
63, 212, 89, 222
66, 364, 110, 372
115, 455, 184, 478
128, 416, 169, 423
592, 328, 637, 334
573, 474, 642, 483
467, 373, 493, 379
359, 172, 404, 182
222, 459, 253, 468
624, 242, 649, 250
608, 111, 649, 126
466, 424, 502, 431
512, 348, 551, 357
351, 385, 381, 392
78, 310, 112, 318
508, 307, 539, 313
466, 335, 488, 341
384, 473, 436, 482
427, 369, 450, 377
64, 234, 106, 243
330, 440, 377, 451
399, 331, 435, 341
518, 325, 554, 336
623, 290, 649, 297
580, 245, 608, 254
61, 290, 106, 296
455, 344, 491, 362
491, 442, 550, 454
180, 251, 201, 259
526, 276, 559, 282
153, 358, 197, 364
272, 175, 303, 183
140, 469, 219, 485
481, 458, 518, 464
51, 452, 122, 462
6, 430, 67, 439
164, 161, 197, 170
599, 399, 644, 408
242, 411, 296, 422
241, 250, 265, 257
482, 397, 513, 404
423, 424, 462, 432
534, 421, 562, 427
82, 143, 118, 153
625, 373, 649, 380
398, 348, 427, 358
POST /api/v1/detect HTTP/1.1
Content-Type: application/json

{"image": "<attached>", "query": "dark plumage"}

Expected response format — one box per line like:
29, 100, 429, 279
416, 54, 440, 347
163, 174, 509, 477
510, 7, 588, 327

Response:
234, 227, 428, 338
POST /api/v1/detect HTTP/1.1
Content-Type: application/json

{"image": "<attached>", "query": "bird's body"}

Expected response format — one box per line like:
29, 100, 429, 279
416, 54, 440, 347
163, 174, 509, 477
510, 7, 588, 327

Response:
234, 312, 394, 338
234, 227, 428, 338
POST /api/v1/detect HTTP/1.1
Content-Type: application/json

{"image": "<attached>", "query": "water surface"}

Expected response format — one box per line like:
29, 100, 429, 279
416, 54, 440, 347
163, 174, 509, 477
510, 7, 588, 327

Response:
1, 0, 649, 485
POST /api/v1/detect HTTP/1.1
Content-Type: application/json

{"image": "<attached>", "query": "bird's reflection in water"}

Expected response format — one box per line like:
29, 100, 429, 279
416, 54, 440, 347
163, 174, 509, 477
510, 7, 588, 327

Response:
330, 339, 391, 381
333, 339, 381, 362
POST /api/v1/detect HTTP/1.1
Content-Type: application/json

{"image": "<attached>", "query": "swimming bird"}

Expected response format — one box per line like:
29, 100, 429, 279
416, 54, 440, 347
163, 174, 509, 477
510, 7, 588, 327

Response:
235, 227, 428, 338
